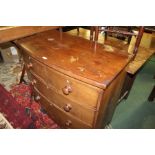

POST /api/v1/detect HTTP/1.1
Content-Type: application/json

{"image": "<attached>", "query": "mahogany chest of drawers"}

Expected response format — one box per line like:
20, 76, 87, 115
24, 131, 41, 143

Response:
15, 30, 131, 128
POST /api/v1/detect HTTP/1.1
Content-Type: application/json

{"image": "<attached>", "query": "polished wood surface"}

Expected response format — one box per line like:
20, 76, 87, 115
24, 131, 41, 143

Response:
15, 30, 131, 89
68, 28, 155, 75
0, 26, 60, 43
127, 47, 155, 74
15, 29, 132, 128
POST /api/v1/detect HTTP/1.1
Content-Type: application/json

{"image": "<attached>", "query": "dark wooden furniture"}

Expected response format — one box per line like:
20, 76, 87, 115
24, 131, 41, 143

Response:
148, 75, 155, 102
90, 26, 133, 44
148, 86, 155, 102
91, 26, 144, 56
15, 30, 132, 128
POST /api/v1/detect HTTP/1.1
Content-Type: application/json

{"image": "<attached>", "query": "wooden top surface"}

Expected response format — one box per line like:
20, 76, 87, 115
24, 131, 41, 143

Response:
127, 48, 155, 74
67, 28, 155, 75
15, 30, 131, 89
0, 26, 60, 43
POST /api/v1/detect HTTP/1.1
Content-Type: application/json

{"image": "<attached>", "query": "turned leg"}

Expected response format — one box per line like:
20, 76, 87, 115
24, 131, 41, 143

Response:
120, 73, 137, 100
77, 27, 80, 36
94, 26, 99, 51
148, 75, 155, 102
90, 26, 94, 41
20, 64, 26, 83
148, 86, 155, 102
59, 27, 63, 40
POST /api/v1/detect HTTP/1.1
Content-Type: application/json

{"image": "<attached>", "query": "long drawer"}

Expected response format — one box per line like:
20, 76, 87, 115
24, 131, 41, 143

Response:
28, 72, 96, 125
33, 89, 92, 129
23, 53, 102, 109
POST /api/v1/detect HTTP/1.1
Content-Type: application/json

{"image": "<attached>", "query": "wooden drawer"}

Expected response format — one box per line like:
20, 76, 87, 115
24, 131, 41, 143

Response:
33, 89, 92, 129
45, 66, 103, 109
23, 52, 46, 80
28, 72, 97, 125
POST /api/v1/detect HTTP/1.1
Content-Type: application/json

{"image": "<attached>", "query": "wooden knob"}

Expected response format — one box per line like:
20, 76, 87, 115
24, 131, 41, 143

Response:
31, 79, 36, 85
63, 104, 72, 112
65, 120, 72, 127
27, 63, 33, 69
62, 85, 72, 95
35, 95, 41, 101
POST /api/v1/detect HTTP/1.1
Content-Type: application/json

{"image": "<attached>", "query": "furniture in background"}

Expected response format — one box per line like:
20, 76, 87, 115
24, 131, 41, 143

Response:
0, 26, 62, 83
0, 26, 61, 44
148, 75, 155, 102
148, 86, 155, 102
15, 30, 132, 128
90, 26, 133, 44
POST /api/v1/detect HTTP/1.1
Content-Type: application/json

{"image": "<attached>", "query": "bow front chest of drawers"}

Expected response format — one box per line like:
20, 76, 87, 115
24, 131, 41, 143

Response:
15, 30, 131, 128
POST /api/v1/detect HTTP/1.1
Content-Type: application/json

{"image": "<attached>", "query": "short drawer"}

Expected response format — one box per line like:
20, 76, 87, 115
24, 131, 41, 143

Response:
33, 90, 92, 129
23, 52, 46, 80
29, 72, 96, 125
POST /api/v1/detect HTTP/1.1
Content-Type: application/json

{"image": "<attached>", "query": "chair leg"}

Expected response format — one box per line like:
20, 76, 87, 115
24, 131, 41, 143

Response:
148, 86, 155, 102
120, 73, 137, 100
77, 27, 80, 36
20, 64, 26, 83
90, 26, 94, 41
59, 27, 63, 40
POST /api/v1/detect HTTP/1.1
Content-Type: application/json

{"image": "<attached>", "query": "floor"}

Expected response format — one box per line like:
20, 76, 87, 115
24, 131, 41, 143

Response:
0, 27, 155, 129
111, 55, 155, 129
0, 62, 23, 91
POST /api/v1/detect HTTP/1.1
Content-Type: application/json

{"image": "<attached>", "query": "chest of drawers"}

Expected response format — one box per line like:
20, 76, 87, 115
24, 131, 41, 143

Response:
15, 30, 131, 128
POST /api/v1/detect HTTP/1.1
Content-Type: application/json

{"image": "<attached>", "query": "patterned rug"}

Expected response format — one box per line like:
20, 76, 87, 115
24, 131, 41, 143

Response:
0, 112, 13, 129
0, 83, 59, 129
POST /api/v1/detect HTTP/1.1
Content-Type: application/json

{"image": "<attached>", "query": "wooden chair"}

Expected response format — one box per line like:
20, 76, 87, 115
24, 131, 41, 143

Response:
90, 26, 145, 100
90, 26, 144, 59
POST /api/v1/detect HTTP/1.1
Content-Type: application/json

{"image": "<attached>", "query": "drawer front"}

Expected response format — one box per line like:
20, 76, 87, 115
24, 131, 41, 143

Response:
29, 72, 96, 125
45, 66, 102, 109
33, 90, 92, 129
23, 52, 46, 80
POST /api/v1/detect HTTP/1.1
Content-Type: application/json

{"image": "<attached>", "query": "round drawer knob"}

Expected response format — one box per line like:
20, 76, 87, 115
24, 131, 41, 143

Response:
63, 104, 72, 112
35, 95, 41, 101
65, 120, 72, 127
27, 63, 33, 69
31, 79, 36, 85
62, 85, 72, 95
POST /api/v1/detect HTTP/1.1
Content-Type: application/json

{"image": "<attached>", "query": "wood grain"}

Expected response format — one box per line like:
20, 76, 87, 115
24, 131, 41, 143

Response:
15, 30, 131, 89
0, 26, 60, 43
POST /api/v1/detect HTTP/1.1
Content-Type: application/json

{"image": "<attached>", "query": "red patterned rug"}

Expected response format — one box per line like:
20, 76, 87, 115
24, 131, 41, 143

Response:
0, 83, 59, 129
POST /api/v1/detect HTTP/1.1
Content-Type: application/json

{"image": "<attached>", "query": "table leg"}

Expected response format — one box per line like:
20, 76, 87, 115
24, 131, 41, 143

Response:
19, 64, 26, 83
